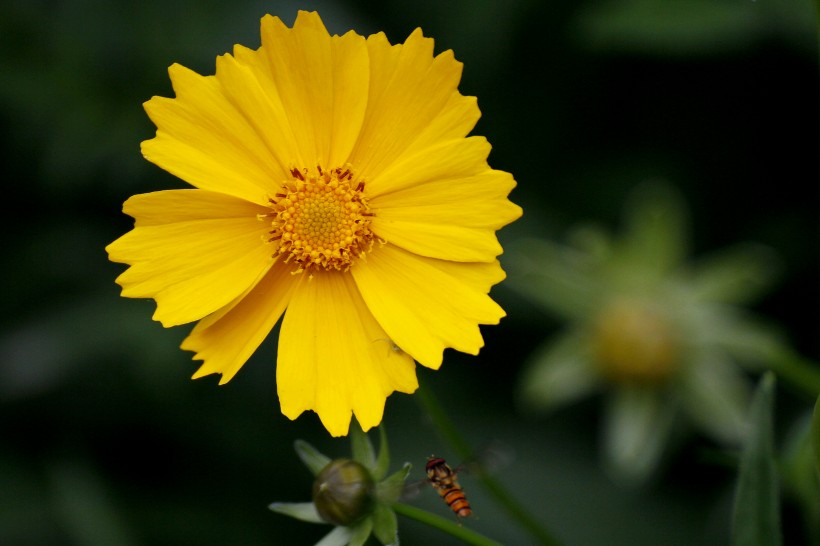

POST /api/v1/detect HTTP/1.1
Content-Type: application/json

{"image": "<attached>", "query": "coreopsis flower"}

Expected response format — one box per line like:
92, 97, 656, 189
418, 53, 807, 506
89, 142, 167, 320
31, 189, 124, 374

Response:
106, 11, 521, 436
509, 183, 786, 482
270, 421, 410, 546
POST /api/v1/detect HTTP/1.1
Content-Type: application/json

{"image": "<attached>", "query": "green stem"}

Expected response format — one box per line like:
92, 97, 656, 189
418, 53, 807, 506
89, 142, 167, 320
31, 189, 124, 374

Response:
416, 378, 562, 546
393, 503, 504, 546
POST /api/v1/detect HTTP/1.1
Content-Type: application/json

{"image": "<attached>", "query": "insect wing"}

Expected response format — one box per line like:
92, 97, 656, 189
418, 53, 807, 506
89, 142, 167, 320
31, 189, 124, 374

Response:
399, 477, 428, 500
454, 441, 515, 478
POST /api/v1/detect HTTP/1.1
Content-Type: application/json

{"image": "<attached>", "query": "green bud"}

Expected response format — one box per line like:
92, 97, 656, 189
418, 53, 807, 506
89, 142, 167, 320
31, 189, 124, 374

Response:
312, 459, 375, 526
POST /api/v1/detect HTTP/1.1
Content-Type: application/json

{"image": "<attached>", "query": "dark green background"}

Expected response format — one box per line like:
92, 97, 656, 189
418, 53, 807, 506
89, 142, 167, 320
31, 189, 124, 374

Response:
1, 0, 817, 544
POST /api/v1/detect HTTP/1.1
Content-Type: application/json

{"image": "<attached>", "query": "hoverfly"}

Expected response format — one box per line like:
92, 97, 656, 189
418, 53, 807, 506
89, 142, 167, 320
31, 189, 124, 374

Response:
405, 445, 510, 519
425, 456, 472, 518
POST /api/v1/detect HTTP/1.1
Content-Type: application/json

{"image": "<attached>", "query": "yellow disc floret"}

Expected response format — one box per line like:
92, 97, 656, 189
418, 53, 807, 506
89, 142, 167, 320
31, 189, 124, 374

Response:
265, 165, 375, 275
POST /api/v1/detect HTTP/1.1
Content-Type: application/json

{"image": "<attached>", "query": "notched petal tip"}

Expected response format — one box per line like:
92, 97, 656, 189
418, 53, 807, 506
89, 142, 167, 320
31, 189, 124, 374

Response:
319, 410, 354, 438
294, 9, 328, 30
189, 359, 236, 385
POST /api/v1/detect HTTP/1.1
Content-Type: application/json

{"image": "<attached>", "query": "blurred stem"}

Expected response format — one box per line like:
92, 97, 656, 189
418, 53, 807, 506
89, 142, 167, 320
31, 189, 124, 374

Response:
769, 350, 820, 398
416, 378, 562, 546
393, 503, 503, 546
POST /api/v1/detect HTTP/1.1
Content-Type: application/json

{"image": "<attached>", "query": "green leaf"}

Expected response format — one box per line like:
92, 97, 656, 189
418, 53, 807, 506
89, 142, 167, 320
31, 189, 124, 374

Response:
347, 517, 374, 546
376, 463, 411, 505
769, 352, 820, 399
602, 387, 676, 484
618, 182, 687, 279
731, 372, 782, 546
315, 526, 352, 546
779, 411, 820, 535
371, 503, 399, 546
295, 440, 332, 477
268, 502, 325, 524
687, 244, 779, 304
507, 238, 602, 320
692, 307, 786, 368
566, 224, 612, 260
373, 426, 390, 481
518, 331, 601, 413
813, 395, 820, 481
678, 352, 750, 445
350, 417, 376, 470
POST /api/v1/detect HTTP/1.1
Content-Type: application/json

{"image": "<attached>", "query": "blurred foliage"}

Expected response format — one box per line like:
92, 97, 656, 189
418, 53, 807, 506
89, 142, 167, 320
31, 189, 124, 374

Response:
782, 406, 820, 545
507, 183, 796, 484
731, 373, 780, 546
574, 0, 816, 57
0, 0, 817, 544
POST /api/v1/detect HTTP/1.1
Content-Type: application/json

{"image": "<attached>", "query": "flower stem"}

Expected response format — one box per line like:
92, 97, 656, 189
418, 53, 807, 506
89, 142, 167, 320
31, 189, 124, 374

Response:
415, 378, 562, 546
393, 502, 504, 546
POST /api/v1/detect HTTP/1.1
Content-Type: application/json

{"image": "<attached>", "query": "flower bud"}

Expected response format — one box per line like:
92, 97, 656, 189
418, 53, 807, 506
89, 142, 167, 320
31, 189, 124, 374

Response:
312, 459, 374, 526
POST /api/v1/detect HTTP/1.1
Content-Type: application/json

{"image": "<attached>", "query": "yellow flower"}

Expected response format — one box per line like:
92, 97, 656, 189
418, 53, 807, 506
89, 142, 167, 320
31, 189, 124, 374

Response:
106, 11, 521, 436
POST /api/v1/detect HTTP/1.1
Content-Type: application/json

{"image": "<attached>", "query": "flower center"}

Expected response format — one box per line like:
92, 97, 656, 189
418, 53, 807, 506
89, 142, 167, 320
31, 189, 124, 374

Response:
592, 298, 681, 385
265, 165, 375, 275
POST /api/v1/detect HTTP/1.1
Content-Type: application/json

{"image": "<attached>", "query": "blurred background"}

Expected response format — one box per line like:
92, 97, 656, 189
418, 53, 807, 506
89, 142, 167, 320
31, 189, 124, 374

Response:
0, 0, 817, 544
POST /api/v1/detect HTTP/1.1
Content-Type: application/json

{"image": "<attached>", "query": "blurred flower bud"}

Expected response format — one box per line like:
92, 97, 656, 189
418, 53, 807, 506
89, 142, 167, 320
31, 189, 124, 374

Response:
312, 459, 375, 526
592, 298, 681, 384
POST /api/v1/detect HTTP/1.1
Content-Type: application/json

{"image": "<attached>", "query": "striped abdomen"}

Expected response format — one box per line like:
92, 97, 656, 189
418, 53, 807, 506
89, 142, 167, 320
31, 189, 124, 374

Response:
440, 485, 471, 518
426, 457, 472, 518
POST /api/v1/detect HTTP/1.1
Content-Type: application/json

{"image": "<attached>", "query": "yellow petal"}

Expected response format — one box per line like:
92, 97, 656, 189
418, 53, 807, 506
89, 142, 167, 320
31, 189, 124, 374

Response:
373, 168, 519, 229
351, 244, 506, 368
142, 64, 281, 205
369, 136, 490, 196
368, 138, 522, 262
277, 272, 418, 436
182, 261, 298, 384
213, 52, 300, 179
106, 190, 274, 327
372, 173, 522, 262
260, 12, 369, 169
123, 189, 266, 226
349, 29, 466, 183
327, 28, 370, 167
394, 92, 481, 162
